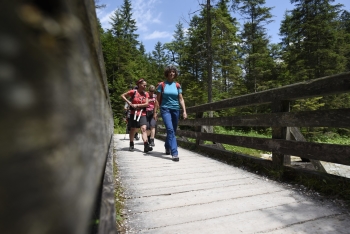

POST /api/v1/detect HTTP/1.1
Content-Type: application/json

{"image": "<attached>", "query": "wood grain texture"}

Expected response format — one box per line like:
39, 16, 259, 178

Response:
179, 108, 350, 127
176, 131, 350, 166
0, 1, 113, 234
98, 135, 118, 234
186, 72, 350, 113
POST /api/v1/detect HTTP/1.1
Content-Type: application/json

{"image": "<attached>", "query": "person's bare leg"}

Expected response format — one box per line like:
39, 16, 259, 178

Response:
149, 127, 156, 146
151, 127, 156, 138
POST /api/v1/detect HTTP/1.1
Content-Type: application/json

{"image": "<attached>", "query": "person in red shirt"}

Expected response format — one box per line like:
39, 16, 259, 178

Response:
121, 79, 153, 153
146, 85, 158, 146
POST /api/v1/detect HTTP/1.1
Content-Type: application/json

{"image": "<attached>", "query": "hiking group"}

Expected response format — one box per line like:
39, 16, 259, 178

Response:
121, 65, 187, 162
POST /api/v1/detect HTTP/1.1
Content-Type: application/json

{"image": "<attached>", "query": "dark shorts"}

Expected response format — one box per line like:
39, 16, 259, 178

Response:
128, 116, 147, 129
139, 116, 147, 127
146, 110, 156, 129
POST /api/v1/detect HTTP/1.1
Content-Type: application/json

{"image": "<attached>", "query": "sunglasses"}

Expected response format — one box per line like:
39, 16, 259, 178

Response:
137, 78, 145, 85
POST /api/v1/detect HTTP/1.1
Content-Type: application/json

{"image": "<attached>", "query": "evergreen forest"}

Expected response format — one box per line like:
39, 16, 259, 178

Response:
96, 0, 350, 138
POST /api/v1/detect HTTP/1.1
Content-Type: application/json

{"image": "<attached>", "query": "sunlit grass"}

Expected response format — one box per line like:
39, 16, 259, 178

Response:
213, 126, 271, 157
311, 135, 350, 145
181, 126, 350, 158
114, 123, 127, 134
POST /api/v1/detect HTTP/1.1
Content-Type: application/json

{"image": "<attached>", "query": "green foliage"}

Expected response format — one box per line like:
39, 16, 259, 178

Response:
113, 116, 126, 134
280, 0, 347, 83
231, 0, 275, 94
308, 132, 350, 145
291, 97, 325, 111
97, 0, 350, 129
212, 0, 243, 97
213, 126, 271, 157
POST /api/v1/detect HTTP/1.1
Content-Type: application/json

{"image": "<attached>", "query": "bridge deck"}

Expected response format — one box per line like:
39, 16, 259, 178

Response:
114, 134, 350, 234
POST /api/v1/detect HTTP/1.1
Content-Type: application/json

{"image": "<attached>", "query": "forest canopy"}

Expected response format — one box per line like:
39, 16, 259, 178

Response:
96, 0, 350, 127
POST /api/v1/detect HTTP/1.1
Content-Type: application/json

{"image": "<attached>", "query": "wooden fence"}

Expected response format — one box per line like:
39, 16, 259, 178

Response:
158, 72, 350, 174
0, 1, 115, 234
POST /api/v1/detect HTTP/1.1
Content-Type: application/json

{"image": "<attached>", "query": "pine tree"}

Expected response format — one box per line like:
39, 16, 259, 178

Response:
339, 10, 350, 71
106, 0, 142, 119
279, 11, 305, 84
284, 0, 345, 81
231, 0, 275, 94
281, 0, 347, 111
212, 0, 243, 99
152, 42, 168, 81
94, 0, 106, 9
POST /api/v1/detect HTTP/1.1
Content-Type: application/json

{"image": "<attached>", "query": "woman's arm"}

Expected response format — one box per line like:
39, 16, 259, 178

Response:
121, 91, 133, 107
178, 93, 187, 119
153, 93, 161, 120
121, 91, 137, 109
140, 98, 149, 108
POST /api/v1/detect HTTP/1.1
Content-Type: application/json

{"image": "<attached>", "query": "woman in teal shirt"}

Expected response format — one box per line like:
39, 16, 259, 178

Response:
154, 65, 187, 161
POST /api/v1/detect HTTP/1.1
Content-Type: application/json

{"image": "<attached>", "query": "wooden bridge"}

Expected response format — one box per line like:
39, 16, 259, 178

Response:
113, 71, 350, 233
2, 0, 350, 233
115, 134, 350, 233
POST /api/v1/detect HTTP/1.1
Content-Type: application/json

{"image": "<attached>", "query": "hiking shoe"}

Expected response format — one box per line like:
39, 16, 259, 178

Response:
172, 156, 179, 162
165, 148, 170, 155
150, 138, 155, 147
134, 134, 140, 141
129, 143, 134, 152
144, 143, 153, 153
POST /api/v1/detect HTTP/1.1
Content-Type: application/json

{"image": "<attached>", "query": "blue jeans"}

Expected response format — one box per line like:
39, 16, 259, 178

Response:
161, 107, 180, 156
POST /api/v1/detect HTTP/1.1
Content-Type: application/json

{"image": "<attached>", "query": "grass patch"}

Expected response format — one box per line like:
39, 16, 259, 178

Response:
113, 146, 126, 232
114, 124, 126, 134
197, 126, 350, 157
223, 145, 268, 157
209, 127, 271, 157
311, 134, 350, 145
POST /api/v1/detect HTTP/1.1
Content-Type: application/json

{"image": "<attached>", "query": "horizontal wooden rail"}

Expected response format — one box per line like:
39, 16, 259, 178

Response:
186, 72, 350, 113
179, 108, 350, 127
165, 130, 350, 166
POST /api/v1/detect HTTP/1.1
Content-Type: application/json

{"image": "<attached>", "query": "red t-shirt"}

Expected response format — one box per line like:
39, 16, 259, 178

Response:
146, 93, 157, 111
128, 90, 149, 116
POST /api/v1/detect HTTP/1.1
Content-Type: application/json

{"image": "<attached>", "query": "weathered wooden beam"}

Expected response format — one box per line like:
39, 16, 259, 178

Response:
98, 136, 118, 234
176, 131, 350, 166
179, 108, 350, 128
271, 101, 290, 167
0, 1, 114, 234
186, 72, 350, 113
195, 112, 204, 146
290, 127, 326, 173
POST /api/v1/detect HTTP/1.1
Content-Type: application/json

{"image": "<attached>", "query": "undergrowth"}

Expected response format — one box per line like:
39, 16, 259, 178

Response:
113, 146, 126, 232
183, 126, 350, 158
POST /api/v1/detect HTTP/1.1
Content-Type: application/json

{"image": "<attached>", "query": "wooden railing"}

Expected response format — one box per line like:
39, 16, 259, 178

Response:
157, 72, 350, 173
1, 1, 115, 234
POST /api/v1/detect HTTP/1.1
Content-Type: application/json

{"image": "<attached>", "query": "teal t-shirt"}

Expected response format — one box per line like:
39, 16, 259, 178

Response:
157, 81, 183, 110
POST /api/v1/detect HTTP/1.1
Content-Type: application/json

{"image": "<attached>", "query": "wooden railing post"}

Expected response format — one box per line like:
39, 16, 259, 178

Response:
290, 127, 327, 172
195, 112, 204, 146
271, 100, 291, 167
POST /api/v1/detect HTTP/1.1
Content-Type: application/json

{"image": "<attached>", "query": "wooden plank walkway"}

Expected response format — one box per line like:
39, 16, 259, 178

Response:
114, 134, 350, 234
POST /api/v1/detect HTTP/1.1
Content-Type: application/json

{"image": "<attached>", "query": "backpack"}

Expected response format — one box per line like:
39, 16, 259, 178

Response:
128, 90, 147, 111
158, 81, 181, 106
